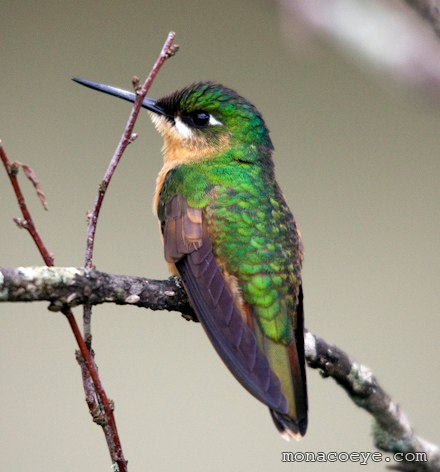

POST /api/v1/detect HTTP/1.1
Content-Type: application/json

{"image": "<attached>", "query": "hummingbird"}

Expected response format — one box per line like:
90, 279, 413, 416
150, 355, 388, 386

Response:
73, 77, 308, 439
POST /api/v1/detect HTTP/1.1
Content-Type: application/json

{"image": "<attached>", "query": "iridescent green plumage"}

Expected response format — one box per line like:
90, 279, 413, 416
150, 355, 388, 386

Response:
158, 158, 303, 344
74, 78, 308, 439
155, 82, 307, 437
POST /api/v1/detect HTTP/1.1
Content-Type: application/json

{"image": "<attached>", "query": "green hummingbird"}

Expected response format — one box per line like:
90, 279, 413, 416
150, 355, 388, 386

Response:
74, 78, 308, 439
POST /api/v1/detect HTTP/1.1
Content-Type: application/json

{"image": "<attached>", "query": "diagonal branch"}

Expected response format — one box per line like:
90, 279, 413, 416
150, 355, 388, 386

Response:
83, 32, 179, 271
277, 0, 440, 104
306, 332, 440, 472
1, 266, 439, 471
404, 0, 440, 38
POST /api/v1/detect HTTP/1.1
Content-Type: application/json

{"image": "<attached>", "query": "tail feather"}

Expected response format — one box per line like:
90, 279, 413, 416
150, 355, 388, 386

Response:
269, 286, 308, 440
270, 408, 307, 441
267, 337, 307, 440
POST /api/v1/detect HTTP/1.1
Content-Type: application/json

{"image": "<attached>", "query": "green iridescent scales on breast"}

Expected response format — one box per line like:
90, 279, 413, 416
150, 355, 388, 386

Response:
206, 175, 302, 344
159, 160, 303, 345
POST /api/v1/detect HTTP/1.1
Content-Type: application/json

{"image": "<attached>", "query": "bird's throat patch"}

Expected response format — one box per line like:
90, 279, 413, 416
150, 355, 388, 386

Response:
150, 113, 229, 213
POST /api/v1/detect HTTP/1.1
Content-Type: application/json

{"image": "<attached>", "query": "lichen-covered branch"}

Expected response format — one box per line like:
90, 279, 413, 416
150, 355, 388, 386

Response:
0, 266, 194, 319
306, 332, 440, 471
1, 266, 439, 471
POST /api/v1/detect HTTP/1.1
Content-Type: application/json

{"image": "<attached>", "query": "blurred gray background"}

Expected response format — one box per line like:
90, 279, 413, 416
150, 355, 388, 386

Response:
1, 1, 439, 470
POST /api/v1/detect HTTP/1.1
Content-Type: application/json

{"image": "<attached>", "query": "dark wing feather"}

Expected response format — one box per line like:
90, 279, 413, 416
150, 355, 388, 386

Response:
161, 194, 289, 414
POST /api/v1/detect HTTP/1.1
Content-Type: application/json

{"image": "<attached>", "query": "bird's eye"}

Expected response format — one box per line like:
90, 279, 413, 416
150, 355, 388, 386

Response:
187, 111, 210, 128
181, 110, 223, 129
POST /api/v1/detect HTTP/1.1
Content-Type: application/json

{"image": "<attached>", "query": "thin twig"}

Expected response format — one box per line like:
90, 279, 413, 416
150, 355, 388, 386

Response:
84, 31, 178, 270
13, 160, 48, 210
82, 31, 178, 349
64, 308, 126, 470
0, 142, 54, 265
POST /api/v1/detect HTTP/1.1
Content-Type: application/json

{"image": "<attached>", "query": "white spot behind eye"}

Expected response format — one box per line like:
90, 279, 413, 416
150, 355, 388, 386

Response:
208, 115, 222, 126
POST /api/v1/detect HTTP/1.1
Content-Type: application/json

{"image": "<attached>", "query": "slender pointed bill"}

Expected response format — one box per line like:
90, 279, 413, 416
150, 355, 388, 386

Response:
72, 77, 168, 116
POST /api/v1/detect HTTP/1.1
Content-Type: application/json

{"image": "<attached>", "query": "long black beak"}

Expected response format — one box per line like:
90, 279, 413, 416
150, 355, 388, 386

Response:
72, 77, 168, 116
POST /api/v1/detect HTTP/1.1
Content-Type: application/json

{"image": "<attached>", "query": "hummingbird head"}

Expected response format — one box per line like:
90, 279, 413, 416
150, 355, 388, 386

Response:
151, 82, 274, 164
73, 78, 273, 165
